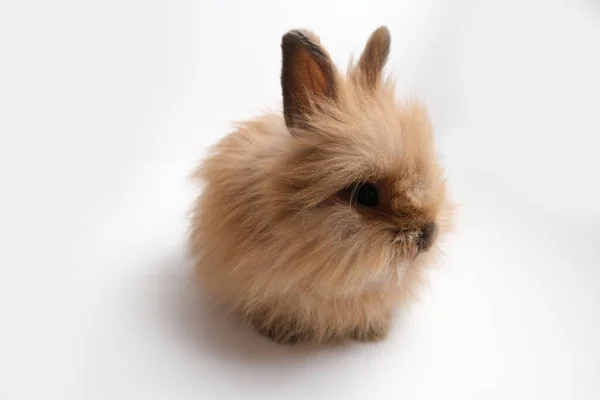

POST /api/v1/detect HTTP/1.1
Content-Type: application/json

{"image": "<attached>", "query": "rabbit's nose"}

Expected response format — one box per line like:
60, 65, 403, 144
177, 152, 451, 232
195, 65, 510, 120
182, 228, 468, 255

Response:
416, 222, 437, 252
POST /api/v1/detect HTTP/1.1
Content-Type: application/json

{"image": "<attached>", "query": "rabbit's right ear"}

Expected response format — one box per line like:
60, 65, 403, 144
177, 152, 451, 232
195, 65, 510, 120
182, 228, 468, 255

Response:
281, 30, 336, 131
353, 26, 391, 89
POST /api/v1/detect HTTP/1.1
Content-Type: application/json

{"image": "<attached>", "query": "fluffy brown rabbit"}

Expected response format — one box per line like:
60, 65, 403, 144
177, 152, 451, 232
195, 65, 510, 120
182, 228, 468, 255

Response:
190, 26, 453, 345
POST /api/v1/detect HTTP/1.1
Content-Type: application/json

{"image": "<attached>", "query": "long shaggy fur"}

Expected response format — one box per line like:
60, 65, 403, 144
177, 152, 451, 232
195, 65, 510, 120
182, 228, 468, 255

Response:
189, 27, 453, 345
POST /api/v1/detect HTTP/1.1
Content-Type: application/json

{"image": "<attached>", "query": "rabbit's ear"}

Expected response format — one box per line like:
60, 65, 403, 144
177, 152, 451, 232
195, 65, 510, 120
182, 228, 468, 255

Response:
281, 30, 336, 130
354, 26, 390, 89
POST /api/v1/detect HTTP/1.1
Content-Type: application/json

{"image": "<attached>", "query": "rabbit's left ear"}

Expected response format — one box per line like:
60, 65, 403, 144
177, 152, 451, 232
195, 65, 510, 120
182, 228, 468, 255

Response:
281, 30, 336, 131
353, 26, 391, 89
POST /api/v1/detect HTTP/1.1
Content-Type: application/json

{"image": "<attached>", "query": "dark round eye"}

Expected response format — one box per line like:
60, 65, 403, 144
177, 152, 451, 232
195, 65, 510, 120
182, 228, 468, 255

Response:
356, 183, 378, 207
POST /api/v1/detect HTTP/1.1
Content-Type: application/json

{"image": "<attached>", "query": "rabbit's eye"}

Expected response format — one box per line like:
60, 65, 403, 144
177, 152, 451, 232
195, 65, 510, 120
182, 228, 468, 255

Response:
356, 183, 378, 207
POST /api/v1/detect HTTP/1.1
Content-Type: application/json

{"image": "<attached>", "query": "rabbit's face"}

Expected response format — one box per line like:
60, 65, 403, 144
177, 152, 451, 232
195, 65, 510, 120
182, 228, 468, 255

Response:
275, 88, 449, 278
272, 28, 451, 283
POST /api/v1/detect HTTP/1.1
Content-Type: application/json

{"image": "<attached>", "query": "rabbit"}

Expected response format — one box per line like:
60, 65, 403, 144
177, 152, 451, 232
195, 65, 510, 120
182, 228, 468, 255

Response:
189, 26, 453, 345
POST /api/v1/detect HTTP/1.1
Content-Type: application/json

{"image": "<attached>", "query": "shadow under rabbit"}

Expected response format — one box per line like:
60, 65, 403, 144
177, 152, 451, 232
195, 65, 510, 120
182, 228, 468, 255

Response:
136, 251, 377, 367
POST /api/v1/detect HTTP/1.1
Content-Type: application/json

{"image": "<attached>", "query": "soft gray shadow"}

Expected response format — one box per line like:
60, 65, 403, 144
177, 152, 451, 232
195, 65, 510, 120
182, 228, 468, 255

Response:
142, 250, 355, 366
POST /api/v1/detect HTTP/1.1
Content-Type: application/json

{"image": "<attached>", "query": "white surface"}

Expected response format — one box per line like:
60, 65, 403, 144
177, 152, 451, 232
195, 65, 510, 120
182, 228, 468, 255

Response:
1, 0, 600, 399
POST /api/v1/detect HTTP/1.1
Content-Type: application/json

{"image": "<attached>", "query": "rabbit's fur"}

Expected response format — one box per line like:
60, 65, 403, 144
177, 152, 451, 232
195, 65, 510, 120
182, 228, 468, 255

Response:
190, 27, 453, 344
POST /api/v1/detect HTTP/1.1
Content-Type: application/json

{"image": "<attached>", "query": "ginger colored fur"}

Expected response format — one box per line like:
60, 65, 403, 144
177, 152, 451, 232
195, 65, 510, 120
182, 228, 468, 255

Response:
189, 27, 453, 344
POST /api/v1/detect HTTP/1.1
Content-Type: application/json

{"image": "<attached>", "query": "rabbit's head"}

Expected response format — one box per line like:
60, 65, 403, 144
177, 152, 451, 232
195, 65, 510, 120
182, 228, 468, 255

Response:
265, 27, 452, 293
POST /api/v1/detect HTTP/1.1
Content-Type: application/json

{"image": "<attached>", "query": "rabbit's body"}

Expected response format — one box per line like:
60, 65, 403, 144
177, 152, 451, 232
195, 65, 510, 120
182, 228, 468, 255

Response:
190, 27, 452, 344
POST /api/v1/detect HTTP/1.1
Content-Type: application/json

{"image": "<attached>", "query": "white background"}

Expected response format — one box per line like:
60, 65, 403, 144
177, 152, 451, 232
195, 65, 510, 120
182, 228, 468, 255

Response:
1, 0, 599, 399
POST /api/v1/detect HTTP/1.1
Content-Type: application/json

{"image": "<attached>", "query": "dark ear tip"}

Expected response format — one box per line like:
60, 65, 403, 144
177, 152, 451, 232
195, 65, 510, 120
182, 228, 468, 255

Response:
281, 29, 313, 47
282, 30, 303, 44
281, 29, 329, 63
